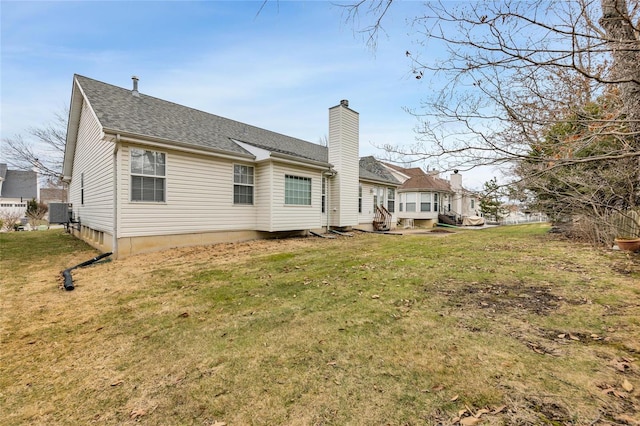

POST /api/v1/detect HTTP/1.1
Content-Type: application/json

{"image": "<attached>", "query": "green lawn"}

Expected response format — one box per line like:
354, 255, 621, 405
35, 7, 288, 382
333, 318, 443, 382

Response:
1, 225, 639, 425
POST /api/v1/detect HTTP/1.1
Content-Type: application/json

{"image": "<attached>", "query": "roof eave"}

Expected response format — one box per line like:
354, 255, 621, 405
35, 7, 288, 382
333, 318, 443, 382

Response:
104, 129, 256, 160
268, 151, 331, 169
398, 188, 453, 193
359, 176, 401, 186
62, 76, 85, 179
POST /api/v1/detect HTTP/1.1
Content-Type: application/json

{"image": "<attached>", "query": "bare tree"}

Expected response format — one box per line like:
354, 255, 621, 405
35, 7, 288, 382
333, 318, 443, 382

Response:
2, 108, 67, 183
345, 1, 638, 167
342, 0, 639, 241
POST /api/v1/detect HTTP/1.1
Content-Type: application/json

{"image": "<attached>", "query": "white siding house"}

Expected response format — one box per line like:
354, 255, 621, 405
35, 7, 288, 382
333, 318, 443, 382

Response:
381, 163, 479, 228
63, 75, 399, 257
0, 164, 38, 224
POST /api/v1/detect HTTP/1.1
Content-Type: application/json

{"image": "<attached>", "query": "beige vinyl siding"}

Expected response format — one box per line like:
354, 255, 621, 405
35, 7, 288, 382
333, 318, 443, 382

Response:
254, 162, 273, 231
328, 105, 359, 227
358, 182, 397, 226
69, 100, 114, 232
358, 182, 375, 224
118, 145, 257, 237
270, 163, 322, 231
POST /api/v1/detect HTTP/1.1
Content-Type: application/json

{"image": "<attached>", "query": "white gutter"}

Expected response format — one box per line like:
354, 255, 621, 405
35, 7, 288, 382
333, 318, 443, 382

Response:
103, 130, 255, 162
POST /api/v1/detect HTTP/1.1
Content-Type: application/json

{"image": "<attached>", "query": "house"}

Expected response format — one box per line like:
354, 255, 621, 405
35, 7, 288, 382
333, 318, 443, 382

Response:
62, 75, 405, 258
0, 163, 39, 220
40, 187, 68, 205
357, 156, 401, 231
380, 163, 480, 227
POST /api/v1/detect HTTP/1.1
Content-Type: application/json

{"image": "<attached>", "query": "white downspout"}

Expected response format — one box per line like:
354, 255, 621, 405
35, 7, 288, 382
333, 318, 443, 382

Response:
112, 134, 120, 258
323, 169, 337, 232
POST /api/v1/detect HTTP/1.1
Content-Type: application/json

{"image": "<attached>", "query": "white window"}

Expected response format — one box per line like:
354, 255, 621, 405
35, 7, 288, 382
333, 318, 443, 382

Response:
233, 164, 254, 204
131, 148, 165, 202
285, 175, 311, 205
471, 199, 475, 209
434, 193, 439, 212
80, 172, 85, 205
420, 193, 431, 212
358, 184, 362, 213
387, 188, 395, 212
406, 193, 416, 212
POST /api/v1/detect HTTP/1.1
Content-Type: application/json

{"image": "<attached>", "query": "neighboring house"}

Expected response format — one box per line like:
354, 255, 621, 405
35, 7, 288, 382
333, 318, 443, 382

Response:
380, 163, 480, 227
40, 187, 68, 205
40, 187, 68, 222
501, 203, 548, 225
0, 163, 39, 219
64, 75, 409, 258
358, 156, 401, 231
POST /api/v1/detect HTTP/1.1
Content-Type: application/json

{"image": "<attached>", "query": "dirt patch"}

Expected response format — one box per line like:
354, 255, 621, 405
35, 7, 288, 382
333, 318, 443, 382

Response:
527, 397, 574, 424
439, 283, 567, 316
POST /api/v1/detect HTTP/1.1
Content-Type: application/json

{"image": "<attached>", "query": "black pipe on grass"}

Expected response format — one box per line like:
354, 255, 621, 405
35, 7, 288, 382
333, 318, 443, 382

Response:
62, 252, 112, 291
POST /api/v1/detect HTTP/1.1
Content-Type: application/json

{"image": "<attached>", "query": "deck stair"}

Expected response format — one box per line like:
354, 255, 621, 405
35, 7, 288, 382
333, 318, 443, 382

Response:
373, 205, 392, 231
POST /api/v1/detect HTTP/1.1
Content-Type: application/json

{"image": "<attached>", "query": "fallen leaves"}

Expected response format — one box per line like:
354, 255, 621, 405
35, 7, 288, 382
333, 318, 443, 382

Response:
451, 403, 508, 425
599, 378, 636, 399
610, 357, 635, 373
459, 417, 480, 426
614, 414, 640, 425
130, 408, 147, 420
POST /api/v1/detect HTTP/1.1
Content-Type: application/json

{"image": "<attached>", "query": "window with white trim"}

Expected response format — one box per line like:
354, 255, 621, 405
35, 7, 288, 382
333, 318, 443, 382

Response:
233, 164, 254, 204
80, 172, 85, 205
420, 193, 431, 212
387, 188, 395, 212
285, 175, 311, 205
406, 193, 416, 212
358, 184, 362, 213
131, 148, 165, 202
434, 193, 439, 212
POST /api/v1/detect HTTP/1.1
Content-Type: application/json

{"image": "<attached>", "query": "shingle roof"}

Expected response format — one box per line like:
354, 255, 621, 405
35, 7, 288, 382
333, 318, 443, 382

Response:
75, 75, 328, 163
399, 175, 452, 192
0, 167, 38, 199
359, 156, 401, 185
381, 162, 452, 192
40, 188, 67, 203
382, 162, 426, 177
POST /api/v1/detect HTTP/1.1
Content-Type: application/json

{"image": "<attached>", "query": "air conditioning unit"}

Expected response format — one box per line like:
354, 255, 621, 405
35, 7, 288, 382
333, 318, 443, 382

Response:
49, 203, 72, 224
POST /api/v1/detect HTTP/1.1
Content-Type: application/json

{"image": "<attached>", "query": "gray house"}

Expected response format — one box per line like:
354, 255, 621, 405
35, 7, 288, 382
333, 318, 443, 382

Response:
0, 164, 39, 218
62, 75, 399, 257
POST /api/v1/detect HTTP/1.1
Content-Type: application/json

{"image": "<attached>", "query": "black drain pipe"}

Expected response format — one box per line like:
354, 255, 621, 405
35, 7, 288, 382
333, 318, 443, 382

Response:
62, 252, 113, 291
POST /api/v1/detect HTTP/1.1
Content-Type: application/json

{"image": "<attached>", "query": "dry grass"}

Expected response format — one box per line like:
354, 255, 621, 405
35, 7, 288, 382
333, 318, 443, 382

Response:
1, 225, 639, 425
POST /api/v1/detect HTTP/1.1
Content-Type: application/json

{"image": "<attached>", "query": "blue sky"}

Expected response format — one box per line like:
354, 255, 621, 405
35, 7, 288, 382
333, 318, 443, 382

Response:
1, 1, 492, 189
